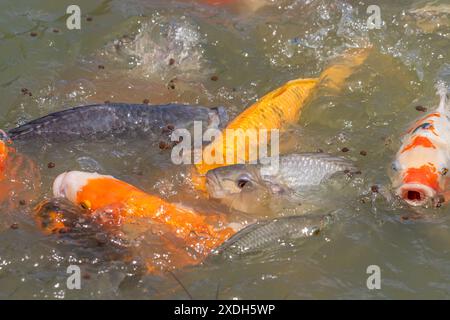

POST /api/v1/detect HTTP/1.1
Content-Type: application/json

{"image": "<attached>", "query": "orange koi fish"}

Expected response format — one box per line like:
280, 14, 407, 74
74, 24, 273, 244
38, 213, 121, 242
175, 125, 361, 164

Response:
52, 171, 236, 270
193, 48, 371, 189
392, 82, 450, 206
0, 132, 40, 209
0, 131, 11, 178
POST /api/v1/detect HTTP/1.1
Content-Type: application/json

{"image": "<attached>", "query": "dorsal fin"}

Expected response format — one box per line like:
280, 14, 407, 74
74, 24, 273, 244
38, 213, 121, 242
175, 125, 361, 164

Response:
436, 81, 448, 113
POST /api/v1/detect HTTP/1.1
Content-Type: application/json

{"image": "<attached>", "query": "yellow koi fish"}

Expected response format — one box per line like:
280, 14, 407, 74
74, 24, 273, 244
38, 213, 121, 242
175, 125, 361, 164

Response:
193, 48, 371, 189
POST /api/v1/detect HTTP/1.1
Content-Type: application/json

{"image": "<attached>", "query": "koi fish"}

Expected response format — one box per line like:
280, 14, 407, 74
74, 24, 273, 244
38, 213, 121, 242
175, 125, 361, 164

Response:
193, 48, 371, 189
392, 82, 450, 207
52, 171, 236, 267
0, 133, 10, 177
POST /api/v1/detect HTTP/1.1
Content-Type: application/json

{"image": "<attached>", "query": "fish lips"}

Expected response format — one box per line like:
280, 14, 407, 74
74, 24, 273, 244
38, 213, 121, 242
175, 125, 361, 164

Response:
396, 183, 437, 206
205, 171, 227, 199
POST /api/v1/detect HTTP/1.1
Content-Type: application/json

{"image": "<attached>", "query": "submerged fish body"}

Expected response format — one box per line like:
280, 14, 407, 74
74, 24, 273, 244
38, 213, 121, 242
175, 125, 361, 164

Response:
8, 103, 228, 142
392, 82, 450, 207
213, 214, 332, 257
205, 153, 356, 213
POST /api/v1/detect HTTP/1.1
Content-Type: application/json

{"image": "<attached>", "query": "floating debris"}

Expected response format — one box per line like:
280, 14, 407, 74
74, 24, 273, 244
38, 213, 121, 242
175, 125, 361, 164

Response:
415, 105, 427, 112
168, 79, 176, 90
159, 141, 172, 150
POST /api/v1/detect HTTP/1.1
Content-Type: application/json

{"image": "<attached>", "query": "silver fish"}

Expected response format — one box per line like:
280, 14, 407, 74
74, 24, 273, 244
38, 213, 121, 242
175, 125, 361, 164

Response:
213, 214, 332, 257
205, 153, 357, 213
8, 103, 228, 142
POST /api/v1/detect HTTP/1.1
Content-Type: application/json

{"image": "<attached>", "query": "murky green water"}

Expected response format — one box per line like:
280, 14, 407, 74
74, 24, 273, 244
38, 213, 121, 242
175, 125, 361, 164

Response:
1, 0, 450, 299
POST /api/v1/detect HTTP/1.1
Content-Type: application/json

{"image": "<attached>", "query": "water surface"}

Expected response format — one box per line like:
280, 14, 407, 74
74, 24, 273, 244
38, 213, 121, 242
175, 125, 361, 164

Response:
1, 0, 450, 299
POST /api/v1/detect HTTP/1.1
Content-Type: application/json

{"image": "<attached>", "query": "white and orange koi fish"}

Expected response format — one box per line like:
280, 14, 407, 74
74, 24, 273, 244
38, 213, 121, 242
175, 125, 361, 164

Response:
392, 82, 450, 207
51, 171, 236, 271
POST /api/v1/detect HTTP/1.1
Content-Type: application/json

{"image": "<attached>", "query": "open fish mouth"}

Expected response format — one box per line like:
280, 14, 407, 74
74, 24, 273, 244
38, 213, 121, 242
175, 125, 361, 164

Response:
396, 183, 437, 206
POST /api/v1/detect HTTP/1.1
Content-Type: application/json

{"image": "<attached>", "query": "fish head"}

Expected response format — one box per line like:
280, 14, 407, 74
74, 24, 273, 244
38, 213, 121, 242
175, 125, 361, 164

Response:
53, 171, 112, 208
205, 164, 265, 198
205, 164, 272, 213
391, 137, 448, 206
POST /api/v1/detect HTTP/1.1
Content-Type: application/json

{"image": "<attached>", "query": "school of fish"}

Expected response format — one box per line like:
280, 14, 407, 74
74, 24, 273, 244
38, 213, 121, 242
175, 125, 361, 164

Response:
1, 32, 449, 275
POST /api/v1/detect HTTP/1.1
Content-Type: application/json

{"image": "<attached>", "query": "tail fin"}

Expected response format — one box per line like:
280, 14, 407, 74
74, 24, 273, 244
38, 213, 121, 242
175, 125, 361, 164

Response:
318, 47, 372, 93
436, 81, 448, 113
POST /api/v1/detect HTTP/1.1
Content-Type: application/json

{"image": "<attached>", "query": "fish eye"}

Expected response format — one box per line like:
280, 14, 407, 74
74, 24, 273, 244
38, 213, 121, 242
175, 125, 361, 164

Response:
80, 200, 91, 210
391, 161, 399, 172
236, 177, 252, 189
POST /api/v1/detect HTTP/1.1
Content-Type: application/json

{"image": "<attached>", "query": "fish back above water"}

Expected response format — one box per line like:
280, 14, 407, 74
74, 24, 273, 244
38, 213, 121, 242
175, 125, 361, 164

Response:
205, 152, 356, 211
260, 153, 357, 190
8, 103, 228, 142
212, 214, 332, 257
195, 78, 319, 177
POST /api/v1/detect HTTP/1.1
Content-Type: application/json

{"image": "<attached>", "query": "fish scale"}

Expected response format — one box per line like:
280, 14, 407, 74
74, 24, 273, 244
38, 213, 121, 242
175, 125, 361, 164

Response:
213, 214, 332, 256
261, 153, 357, 190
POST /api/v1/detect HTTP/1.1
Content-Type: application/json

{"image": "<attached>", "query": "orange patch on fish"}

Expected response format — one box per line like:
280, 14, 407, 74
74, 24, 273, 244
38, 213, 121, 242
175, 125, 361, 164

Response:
0, 142, 40, 210
0, 140, 11, 179
0, 141, 8, 166
401, 136, 436, 153
194, 78, 319, 178
404, 164, 440, 191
